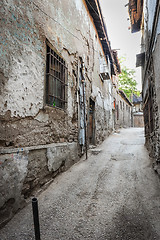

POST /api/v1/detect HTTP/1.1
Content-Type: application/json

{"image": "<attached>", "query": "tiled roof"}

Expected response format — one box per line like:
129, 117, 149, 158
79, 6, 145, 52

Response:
133, 94, 142, 103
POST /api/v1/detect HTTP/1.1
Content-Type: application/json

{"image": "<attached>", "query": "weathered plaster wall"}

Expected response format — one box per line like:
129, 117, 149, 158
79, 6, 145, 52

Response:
0, 0, 112, 148
0, 0, 113, 226
0, 142, 78, 227
0, 1, 44, 118
147, 0, 157, 33
133, 114, 144, 127
109, 76, 119, 130
117, 97, 132, 128
124, 103, 132, 127
91, 81, 113, 144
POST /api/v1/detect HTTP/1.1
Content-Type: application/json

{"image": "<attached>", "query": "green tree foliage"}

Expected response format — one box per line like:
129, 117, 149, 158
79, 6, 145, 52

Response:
118, 63, 140, 101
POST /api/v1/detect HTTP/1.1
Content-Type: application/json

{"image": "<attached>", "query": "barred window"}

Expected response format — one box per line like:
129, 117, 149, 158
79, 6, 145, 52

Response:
46, 42, 67, 109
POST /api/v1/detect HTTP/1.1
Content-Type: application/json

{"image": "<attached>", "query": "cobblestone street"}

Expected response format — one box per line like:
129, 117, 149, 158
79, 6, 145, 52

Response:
0, 128, 160, 240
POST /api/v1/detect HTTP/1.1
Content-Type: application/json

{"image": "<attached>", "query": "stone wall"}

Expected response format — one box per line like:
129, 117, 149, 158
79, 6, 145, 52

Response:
141, 22, 160, 165
148, 34, 160, 164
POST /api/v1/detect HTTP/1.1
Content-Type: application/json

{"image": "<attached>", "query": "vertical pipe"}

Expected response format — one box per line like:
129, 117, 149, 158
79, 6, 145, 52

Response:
32, 198, 41, 240
82, 80, 88, 159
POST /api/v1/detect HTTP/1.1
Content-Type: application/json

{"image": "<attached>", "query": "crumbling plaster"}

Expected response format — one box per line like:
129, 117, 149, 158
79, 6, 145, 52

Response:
0, 0, 112, 148
0, 142, 78, 227
0, 0, 114, 226
0, 0, 45, 118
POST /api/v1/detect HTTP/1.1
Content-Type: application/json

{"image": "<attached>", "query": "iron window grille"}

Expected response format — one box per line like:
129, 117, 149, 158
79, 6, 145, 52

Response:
46, 42, 68, 109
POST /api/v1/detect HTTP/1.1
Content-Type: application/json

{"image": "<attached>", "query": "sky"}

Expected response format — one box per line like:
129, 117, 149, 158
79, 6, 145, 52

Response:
99, 0, 142, 90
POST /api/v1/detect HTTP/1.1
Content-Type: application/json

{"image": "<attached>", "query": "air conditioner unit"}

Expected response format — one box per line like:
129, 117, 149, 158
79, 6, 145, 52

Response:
99, 56, 111, 80
100, 63, 111, 80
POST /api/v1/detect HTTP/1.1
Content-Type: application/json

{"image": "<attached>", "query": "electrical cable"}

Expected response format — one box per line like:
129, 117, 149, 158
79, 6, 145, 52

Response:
31, 0, 115, 68
32, 2, 82, 42
28, 1, 115, 77
30, 1, 117, 72
31, 1, 100, 55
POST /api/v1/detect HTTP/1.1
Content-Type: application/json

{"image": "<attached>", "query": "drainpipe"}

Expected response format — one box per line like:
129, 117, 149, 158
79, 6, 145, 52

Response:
82, 64, 88, 159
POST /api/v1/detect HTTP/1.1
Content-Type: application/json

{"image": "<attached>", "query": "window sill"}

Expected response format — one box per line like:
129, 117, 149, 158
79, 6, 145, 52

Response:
44, 104, 66, 113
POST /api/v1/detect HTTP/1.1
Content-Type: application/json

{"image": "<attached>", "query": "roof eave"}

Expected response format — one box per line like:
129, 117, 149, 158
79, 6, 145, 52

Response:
128, 0, 144, 33
84, 0, 116, 75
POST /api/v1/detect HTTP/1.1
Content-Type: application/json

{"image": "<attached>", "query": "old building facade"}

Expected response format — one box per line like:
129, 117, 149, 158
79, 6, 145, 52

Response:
132, 94, 144, 128
128, 0, 160, 171
118, 90, 132, 128
110, 51, 132, 130
0, 0, 124, 226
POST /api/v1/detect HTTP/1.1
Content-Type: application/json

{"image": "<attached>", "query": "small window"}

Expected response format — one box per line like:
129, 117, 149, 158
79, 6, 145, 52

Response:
46, 42, 68, 109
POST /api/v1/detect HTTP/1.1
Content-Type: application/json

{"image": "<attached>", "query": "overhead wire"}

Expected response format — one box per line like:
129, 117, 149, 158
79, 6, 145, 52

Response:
31, 1, 100, 55
31, 0, 115, 66
32, 2, 82, 43
29, 1, 115, 74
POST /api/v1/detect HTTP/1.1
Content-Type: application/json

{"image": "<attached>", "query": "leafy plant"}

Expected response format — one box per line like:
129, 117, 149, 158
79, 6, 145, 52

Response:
118, 59, 140, 101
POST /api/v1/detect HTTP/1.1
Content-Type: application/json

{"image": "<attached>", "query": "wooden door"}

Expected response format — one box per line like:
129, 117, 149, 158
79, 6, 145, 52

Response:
89, 99, 95, 144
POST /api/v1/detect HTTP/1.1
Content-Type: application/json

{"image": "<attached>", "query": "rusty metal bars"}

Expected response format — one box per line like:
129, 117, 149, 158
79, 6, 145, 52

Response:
46, 44, 67, 109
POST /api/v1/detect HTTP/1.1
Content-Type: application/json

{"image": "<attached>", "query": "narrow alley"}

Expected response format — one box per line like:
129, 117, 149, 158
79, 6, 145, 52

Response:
0, 128, 160, 240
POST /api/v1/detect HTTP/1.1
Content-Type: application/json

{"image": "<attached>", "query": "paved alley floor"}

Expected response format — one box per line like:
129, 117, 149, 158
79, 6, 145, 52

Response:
0, 128, 160, 240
